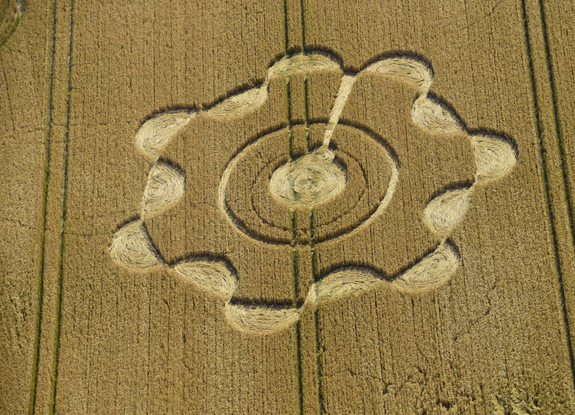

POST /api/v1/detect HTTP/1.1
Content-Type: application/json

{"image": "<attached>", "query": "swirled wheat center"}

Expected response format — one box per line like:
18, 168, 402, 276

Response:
269, 148, 347, 207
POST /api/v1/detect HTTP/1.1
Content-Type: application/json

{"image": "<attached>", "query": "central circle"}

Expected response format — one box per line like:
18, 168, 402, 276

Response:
269, 147, 347, 207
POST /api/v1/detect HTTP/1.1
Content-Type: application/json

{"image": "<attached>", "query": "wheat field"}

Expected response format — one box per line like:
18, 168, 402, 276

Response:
2, 0, 575, 414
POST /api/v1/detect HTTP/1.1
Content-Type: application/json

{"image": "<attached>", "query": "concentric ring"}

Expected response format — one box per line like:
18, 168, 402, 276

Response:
218, 121, 399, 245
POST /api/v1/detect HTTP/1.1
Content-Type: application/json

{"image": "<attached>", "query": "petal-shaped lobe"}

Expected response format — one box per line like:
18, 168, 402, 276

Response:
316, 268, 384, 301
224, 303, 300, 334
471, 134, 517, 183
206, 85, 268, 118
141, 161, 185, 218
392, 242, 459, 293
412, 95, 464, 134
267, 52, 340, 78
109, 220, 164, 270
423, 187, 472, 236
172, 258, 237, 299
365, 56, 433, 92
136, 111, 194, 159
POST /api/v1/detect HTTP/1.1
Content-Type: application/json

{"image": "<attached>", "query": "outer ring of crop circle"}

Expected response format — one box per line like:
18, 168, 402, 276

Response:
218, 120, 400, 246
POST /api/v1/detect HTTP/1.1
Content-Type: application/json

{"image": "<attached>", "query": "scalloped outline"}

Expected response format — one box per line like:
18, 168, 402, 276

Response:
110, 51, 517, 334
